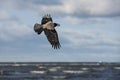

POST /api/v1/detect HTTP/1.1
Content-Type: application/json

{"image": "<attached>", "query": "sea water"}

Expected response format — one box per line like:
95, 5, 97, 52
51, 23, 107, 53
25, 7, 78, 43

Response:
0, 62, 120, 80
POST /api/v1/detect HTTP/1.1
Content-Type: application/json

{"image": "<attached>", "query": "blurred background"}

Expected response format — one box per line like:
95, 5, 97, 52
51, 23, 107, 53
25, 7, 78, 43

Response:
0, 0, 120, 62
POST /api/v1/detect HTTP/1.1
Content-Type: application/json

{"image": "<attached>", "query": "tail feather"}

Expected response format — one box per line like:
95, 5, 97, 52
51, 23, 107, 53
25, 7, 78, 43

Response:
34, 23, 43, 35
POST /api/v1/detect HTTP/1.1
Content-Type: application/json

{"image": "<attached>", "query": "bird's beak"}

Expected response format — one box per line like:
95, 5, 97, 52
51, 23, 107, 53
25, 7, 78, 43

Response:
57, 23, 60, 26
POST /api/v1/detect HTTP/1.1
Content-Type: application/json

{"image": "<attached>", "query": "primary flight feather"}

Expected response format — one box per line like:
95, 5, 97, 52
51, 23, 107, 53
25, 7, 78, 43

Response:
34, 14, 61, 49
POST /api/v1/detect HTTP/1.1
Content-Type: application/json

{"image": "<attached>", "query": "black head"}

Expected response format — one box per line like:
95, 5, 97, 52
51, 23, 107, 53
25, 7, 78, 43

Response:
41, 14, 53, 25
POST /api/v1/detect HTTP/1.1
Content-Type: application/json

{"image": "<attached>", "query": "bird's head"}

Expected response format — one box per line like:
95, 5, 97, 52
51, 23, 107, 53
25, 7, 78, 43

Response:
41, 14, 53, 24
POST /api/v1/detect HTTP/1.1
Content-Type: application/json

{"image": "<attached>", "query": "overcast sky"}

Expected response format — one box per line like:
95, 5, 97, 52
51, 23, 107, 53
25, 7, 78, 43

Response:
0, 0, 120, 62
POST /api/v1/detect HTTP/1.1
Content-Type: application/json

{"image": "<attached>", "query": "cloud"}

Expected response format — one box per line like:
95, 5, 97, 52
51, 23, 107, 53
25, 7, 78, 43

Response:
60, 28, 120, 50
63, 0, 120, 18
0, 0, 120, 61
0, 10, 18, 22
1, 0, 120, 25
0, 11, 12, 21
1, 0, 120, 18
0, 0, 119, 48
0, 22, 33, 41
25, 0, 61, 5
28, 0, 120, 18
61, 16, 107, 25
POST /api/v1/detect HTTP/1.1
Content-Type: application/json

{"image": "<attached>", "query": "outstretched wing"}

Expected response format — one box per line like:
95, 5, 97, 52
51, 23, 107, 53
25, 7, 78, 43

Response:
44, 29, 61, 49
34, 23, 43, 35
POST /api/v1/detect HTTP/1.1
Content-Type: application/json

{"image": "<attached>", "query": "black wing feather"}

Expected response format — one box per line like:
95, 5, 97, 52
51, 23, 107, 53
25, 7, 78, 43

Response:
44, 29, 61, 49
34, 23, 43, 35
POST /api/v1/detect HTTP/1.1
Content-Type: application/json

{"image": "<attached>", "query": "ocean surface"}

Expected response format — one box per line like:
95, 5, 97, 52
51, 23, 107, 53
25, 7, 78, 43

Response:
0, 62, 120, 80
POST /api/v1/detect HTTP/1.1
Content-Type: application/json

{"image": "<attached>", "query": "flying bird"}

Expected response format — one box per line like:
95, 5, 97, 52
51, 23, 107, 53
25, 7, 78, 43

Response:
34, 14, 61, 49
